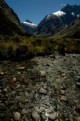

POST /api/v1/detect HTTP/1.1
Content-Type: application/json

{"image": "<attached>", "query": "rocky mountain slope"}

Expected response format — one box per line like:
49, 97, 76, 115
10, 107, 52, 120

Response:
58, 17, 80, 38
37, 15, 64, 35
0, 0, 26, 35
37, 4, 80, 35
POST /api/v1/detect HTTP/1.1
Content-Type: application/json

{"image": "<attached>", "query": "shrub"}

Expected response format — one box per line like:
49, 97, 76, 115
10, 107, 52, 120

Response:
10, 35, 21, 42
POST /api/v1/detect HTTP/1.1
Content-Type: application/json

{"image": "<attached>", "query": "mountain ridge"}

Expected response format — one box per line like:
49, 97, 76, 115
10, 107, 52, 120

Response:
0, 0, 27, 36
58, 17, 80, 38
36, 4, 80, 35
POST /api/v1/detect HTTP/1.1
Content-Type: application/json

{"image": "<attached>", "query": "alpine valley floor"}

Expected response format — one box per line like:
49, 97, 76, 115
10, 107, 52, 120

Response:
0, 53, 80, 121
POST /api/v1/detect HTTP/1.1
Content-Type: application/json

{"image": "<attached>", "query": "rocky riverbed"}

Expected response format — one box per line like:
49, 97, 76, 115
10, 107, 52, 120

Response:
0, 54, 80, 121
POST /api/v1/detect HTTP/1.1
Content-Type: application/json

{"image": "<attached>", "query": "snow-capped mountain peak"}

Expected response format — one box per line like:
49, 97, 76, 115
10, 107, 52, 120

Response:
23, 21, 37, 27
53, 10, 66, 17
22, 20, 37, 34
46, 10, 66, 20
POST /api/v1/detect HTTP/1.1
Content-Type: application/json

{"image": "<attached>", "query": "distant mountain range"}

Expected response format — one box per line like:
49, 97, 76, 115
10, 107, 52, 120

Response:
0, 0, 27, 36
0, 0, 80, 60
22, 4, 80, 35
22, 20, 37, 34
0, 0, 80, 39
37, 4, 80, 35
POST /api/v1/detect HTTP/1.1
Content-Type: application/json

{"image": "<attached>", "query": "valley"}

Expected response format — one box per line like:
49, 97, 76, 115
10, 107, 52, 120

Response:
0, 0, 80, 121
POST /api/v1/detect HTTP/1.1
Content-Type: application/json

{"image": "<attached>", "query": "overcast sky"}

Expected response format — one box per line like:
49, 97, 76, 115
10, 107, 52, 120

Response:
5, 0, 80, 25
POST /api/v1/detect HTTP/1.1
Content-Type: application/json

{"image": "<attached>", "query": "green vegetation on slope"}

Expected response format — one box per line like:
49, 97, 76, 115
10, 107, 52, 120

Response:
53, 36, 80, 53
0, 34, 80, 60
0, 35, 52, 60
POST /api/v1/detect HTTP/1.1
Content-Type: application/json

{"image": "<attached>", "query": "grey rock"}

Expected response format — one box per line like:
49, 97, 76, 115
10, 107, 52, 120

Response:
46, 112, 58, 120
60, 85, 66, 90
17, 71, 21, 75
39, 87, 47, 94
25, 91, 29, 97
76, 82, 80, 88
39, 71, 46, 77
3, 88, 8, 93
24, 117, 29, 121
61, 96, 68, 102
60, 90, 65, 95
41, 113, 47, 120
0, 103, 6, 110
32, 111, 40, 121
13, 77, 17, 82
49, 55, 55, 58
0, 71, 5, 76
16, 66, 25, 70
21, 109, 27, 115
77, 117, 80, 121
16, 84, 21, 89
13, 112, 21, 121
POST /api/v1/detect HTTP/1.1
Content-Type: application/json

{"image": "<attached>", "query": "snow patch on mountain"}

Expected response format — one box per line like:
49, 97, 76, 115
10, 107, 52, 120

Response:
46, 14, 52, 19
53, 10, 66, 17
46, 10, 66, 19
71, 12, 75, 16
77, 14, 80, 17
23, 21, 37, 27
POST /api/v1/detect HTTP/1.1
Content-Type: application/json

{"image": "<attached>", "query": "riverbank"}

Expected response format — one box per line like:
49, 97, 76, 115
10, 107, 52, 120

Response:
0, 54, 80, 121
